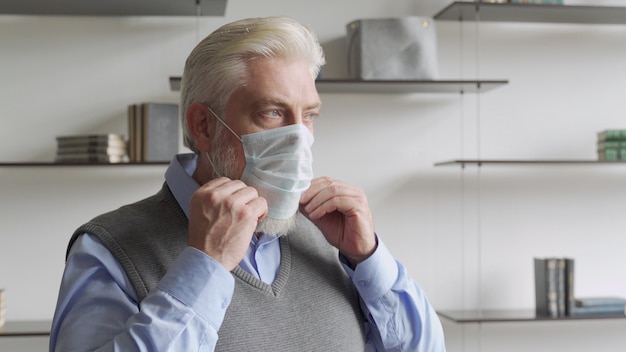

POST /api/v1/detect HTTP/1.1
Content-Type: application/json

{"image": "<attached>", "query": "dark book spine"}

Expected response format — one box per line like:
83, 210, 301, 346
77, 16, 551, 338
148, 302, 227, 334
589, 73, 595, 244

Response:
564, 258, 575, 316
535, 258, 559, 317
556, 258, 566, 316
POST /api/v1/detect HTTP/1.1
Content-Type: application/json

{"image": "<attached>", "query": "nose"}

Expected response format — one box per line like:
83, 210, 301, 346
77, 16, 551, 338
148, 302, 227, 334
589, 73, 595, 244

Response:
285, 110, 315, 132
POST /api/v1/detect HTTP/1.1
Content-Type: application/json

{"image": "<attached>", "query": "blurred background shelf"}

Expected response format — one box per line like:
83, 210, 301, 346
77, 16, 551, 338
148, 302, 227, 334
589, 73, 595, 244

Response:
434, 2, 626, 24
0, 162, 169, 167
434, 159, 626, 167
0, 0, 227, 16
169, 76, 508, 94
0, 320, 50, 337
438, 309, 626, 323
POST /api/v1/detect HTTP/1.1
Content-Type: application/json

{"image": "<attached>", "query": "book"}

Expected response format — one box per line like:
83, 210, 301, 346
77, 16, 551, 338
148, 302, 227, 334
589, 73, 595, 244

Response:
127, 103, 179, 162
534, 257, 576, 317
0, 289, 5, 328
534, 257, 559, 317
56, 134, 126, 148
55, 133, 128, 164
556, 258, 566, 316
128, 104, 144, 162
598, 148, 626, 161
142, 103, 179, 162
571, 304, 625, 316
128, 104, 136, 162
55, 153, 126, 164
598, 129, 626, 142
564, 258, 575, 316
575, 297, 626, 308
597, 141, 626, 150
510, 0, 563, 4
56, 145, 127, 156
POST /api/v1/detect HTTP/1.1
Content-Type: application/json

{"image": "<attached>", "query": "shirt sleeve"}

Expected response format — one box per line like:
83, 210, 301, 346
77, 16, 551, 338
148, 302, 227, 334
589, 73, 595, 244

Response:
50, 233, 234, 352
342, 238, 446, 352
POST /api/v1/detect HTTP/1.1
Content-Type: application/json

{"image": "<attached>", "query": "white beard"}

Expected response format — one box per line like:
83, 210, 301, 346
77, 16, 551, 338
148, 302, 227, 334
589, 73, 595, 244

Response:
255, 212, 298, 237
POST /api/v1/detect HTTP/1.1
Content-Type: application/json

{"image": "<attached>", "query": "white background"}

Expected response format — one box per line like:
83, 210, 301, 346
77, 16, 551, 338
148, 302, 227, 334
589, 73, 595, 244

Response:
1, 0, 625, 350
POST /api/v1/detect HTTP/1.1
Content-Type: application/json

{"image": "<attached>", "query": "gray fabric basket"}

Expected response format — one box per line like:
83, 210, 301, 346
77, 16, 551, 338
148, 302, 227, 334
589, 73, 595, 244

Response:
346, 17, 439, 80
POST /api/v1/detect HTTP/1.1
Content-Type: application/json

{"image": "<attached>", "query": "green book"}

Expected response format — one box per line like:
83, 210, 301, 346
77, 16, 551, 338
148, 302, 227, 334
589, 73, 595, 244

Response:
598, 148, 626, 161
597, 141, 626, 150
598, 129, 626, 142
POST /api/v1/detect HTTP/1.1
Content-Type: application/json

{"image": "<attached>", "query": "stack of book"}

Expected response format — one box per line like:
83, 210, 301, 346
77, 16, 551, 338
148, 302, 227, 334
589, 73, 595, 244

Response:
127, 102, 179, 163
55, 134, 128, 164
0, 289, 5, 328
534, 257, 574, 317
535, 258, 625, 317
572, 297, 626, 316
597, 129, 626, 161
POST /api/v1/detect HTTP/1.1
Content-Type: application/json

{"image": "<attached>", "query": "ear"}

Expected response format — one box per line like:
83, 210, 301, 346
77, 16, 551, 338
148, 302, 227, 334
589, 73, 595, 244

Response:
186, 103, 216, 153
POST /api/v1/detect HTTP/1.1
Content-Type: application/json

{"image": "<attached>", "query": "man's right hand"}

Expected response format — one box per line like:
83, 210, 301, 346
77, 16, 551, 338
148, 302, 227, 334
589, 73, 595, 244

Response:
188, 177, 268, 271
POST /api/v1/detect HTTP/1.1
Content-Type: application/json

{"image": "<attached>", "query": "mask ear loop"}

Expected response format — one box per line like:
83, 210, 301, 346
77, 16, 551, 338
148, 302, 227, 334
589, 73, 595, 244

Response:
205, 152, 222, 178
204, 105, 241, 178
205, 105, 242, 142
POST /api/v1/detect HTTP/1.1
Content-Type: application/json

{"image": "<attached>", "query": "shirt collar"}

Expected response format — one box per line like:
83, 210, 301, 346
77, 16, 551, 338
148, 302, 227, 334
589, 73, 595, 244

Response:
164, 153, 200, 219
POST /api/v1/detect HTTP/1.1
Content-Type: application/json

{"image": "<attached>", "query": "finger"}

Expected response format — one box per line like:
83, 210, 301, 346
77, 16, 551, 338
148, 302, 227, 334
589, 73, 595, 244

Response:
247, 196, 268, 222
303, 180, 363, 219
214, 182, 267, 221
305, 194, 353, 220
191, 178, 250, 213
202, 176, 232, 190
300, 176, 332, 205
206, 179, 249, 200
230, 184, 264, 208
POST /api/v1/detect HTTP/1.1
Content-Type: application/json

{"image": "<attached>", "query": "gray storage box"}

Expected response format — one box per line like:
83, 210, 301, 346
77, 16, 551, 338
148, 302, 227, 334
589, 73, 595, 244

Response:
346, 17, 439, 80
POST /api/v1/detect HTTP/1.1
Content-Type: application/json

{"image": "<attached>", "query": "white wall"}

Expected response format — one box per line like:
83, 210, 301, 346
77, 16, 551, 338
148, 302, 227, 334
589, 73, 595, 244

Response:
1, 0, 626, 350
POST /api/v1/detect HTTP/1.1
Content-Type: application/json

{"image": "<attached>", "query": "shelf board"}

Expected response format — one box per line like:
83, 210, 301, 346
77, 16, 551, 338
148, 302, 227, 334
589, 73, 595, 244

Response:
0, 320, 50, 337
315, 79, 507, 94
0, 162, 169, 167
434, 159, 626, 166
0, 0, 227, 16
170, 76, 507, 94
434, 2, 626, 24
438, 309, 626, 323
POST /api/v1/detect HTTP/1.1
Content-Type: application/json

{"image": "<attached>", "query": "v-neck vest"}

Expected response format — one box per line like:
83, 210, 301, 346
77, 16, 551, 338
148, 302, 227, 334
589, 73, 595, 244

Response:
69, 183, 366, 351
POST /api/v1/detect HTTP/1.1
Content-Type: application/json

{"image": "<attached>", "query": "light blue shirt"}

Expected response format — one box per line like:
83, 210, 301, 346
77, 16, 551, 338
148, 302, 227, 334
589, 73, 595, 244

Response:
50, 153, 445, 352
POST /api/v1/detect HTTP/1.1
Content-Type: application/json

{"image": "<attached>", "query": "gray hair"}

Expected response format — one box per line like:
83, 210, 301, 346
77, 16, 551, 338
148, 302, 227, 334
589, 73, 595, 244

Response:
180, 16, 326, 153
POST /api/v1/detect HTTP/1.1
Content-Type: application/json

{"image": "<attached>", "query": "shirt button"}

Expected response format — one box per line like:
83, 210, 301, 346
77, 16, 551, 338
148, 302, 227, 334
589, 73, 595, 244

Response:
221, 299, 229, 309
358, 279, 369, 287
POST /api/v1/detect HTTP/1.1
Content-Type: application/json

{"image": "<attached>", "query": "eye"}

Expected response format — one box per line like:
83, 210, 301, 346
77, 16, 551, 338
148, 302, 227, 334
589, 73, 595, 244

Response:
263, 109, 282, 118
304, 111, 319, 122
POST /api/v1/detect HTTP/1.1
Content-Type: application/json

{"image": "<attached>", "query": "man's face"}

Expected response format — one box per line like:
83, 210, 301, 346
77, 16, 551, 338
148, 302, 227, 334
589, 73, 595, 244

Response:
211, 56, 321, 181
205, 56, 321, 234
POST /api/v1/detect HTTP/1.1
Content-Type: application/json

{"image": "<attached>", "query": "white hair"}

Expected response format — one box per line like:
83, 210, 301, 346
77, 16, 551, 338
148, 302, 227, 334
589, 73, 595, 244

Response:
180, 16, 326, 153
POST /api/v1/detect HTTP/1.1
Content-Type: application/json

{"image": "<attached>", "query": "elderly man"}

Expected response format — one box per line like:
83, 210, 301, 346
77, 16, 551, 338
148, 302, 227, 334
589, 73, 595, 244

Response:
50, 16, 445, 351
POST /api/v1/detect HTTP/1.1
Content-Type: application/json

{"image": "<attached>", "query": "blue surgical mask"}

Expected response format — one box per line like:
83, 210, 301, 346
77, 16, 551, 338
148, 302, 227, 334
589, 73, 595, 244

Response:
206, 107, 314, 219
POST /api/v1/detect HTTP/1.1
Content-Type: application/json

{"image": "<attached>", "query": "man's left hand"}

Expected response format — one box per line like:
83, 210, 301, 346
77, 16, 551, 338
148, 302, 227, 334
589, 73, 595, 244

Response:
300, 176, 377, 267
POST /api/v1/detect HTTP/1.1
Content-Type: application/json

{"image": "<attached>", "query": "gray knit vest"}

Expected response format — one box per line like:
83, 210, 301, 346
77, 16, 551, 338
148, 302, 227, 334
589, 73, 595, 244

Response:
68, 183, 366, 351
